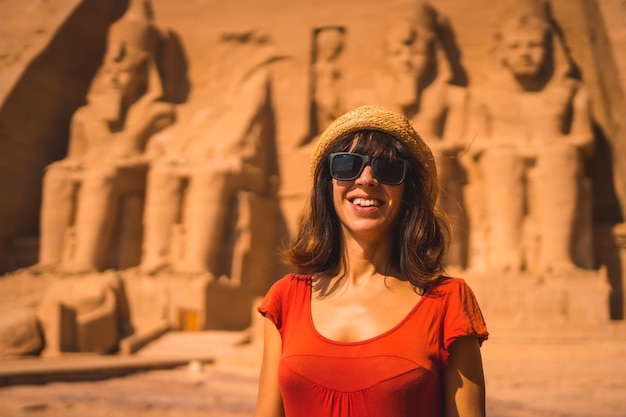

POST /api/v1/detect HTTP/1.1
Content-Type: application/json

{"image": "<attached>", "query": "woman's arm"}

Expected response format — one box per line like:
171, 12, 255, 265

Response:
254, 317, 285, 417
443, 336, 486, 417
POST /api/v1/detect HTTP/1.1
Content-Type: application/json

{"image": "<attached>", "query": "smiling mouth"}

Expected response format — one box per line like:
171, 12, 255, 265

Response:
351, 197, 382, 207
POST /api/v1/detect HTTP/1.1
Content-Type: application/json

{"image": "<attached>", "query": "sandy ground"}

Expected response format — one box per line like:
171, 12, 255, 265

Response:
1, 333, 625, 417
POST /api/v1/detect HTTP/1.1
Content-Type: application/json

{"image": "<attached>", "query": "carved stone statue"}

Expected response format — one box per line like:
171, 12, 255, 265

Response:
465, 2, 594, 273
371, 1, 469, 267
140, 31, 279, 283
310, 27, 345, 138
36, 0, 180, 273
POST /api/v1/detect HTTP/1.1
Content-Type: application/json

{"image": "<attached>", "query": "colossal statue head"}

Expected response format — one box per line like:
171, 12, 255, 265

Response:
489, 0, 582, 89
92, 47, 152, 123
384, 20, 435, 83
87, 0, 162, 124
496, 14, 551, 79
382, 1, 462, 109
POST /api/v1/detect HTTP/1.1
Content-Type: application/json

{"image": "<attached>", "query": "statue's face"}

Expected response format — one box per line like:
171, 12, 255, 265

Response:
102, 64, 131, 95
109, 45, 151, 100
101, 43, 144, 97
385, 24, 433, 79
500, 28, 548, 77
90, 45, 148, 122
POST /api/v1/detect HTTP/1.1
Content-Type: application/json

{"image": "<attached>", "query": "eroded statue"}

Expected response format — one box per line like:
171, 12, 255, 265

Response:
31, 0, 188, 355
35, 0, 184, 274
140, 31, 279, 283
370, 1, 470, 268
465, 1, 594, 273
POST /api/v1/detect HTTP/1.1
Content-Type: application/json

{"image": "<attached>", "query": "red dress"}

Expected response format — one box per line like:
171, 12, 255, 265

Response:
258, 274, 488, 417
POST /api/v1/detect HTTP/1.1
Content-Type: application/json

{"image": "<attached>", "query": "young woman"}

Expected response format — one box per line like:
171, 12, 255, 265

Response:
255, 105, 488, 417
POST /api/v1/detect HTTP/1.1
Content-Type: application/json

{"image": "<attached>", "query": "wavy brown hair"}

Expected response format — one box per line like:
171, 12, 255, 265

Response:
283, 130, 449, 292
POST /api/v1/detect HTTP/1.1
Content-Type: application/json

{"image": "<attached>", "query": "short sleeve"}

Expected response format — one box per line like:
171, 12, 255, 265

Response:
257, 274, 293, 330
440, 278, 488, 365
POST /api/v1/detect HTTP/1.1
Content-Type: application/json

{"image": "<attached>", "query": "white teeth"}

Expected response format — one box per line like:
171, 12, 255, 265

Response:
353, 198, 379, 207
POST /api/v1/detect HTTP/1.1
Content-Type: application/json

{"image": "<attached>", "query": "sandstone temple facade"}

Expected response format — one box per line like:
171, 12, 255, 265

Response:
1, 0, 625, 356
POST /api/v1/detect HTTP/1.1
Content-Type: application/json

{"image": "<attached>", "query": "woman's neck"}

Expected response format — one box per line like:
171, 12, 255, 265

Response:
339, 235, 395, 285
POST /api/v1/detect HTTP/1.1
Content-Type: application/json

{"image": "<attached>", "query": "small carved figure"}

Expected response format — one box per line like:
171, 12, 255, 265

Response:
466, 2, 594, 272
311, 27, 345, 137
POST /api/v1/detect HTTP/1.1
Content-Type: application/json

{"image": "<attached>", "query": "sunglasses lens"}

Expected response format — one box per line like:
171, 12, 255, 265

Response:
331, 154, 364, 180
374, 158, 406, 184
330, 153, 407, 184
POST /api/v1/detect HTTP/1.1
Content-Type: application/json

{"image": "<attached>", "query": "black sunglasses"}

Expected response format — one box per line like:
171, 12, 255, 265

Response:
329, 152, 409, 185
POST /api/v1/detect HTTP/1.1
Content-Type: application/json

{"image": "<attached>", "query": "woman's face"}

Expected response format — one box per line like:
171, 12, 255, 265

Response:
331, 154, 406, 244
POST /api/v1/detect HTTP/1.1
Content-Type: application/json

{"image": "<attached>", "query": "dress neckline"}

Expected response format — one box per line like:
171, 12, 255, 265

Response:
306, 277, 432, 346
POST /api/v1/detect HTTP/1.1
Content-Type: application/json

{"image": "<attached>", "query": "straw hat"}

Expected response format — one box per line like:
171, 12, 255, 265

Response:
310, 104, 439, 206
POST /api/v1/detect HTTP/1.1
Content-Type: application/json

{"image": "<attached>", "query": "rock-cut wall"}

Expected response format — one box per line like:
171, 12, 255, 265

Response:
0, 0, 626, 357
